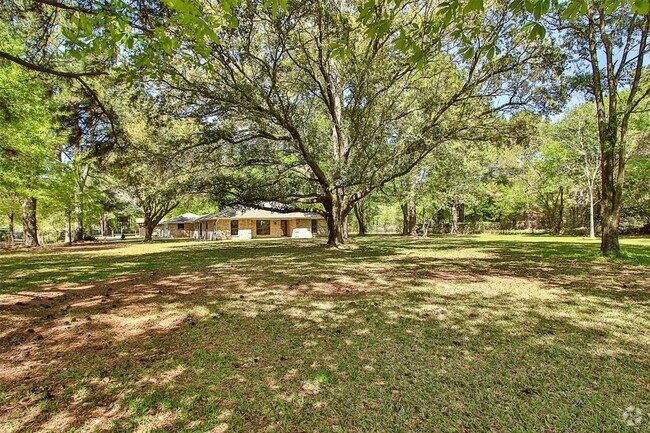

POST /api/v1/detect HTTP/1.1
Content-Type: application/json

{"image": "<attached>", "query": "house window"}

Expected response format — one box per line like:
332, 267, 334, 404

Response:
230, 220, 239, 235
177, 223, 185, 230
311, 219, 318, 234
256, 220, 270, 236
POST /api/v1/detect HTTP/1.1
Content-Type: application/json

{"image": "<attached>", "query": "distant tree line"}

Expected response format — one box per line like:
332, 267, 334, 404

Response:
351, 104, 649, 237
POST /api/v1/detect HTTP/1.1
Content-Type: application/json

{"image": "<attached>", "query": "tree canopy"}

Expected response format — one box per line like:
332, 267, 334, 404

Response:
0, 0, 648, 254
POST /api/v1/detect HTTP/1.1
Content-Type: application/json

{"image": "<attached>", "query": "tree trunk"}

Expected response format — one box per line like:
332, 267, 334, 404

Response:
73, 199, 84, 242
100, 213, 107, 238
601, 207, 620, 254
144, 222, 156, 242
354, 200, 367, 236
67, 214, 73, 246
599, 131, 623, 256
401, 203, 409, 235
600, 180, 622, 256
143, 213, 163, 242
326, 210, 345, 247
21, 197, 39, 247
451, 203, 459, 234
422, 217, 432, 238
408, 195, 417, 237
7, 211, 14, 245
588, 186, 596, 239
555, 186, 564, 234
525, 195, 533, 233
324, 193, 349, 247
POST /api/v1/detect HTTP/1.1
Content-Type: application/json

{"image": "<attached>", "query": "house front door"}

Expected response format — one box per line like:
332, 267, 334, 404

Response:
281, 220, 288, 236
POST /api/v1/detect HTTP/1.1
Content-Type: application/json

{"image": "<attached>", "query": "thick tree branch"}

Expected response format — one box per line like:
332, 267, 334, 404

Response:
0, 51, 106, 78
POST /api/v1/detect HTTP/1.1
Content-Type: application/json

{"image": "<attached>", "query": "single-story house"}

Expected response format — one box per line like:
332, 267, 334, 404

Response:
157, 207, 327, 240
156, 213, 199, 238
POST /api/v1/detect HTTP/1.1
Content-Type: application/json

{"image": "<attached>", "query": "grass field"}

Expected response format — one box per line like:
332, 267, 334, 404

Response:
1, 235, 649, 432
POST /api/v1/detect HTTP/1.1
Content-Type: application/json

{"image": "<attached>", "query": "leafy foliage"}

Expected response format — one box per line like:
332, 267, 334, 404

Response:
109, 89, 207, 239
0, 31, 61, 230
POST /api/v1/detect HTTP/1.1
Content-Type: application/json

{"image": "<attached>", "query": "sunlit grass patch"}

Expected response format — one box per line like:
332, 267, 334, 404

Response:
394, 246, 498, 260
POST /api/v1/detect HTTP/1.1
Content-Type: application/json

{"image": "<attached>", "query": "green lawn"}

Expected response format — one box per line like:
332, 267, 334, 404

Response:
1, 235, 649, 432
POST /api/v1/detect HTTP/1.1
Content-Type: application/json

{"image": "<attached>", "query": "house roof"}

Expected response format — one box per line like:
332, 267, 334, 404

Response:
159, 212, 200, 225
195, 206, 323, 221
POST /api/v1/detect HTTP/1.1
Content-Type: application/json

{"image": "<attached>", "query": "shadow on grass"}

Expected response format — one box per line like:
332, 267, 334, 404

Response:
0, 235, 649, 431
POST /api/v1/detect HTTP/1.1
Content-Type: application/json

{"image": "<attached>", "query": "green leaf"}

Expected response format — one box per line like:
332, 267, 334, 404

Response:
633, 0, 650, 14
561, 1, 582, 19
79, 14, 92, 34
358, 0, 376, 24
329, 41, 351, 59
408, 48, 426, 68
486, 44, 495, 60
459, 45, 475, 60
394, 30, 410, 53
524, 0, 536, 13
509, 0, 524, 11
124, 34, 134, 50
464, 0, 484, 13
524, 21, 546, 40
602, 0, 621, 13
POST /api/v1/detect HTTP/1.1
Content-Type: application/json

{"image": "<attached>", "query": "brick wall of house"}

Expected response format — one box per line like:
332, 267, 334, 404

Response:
169, 223, 194, 238
187, 218, 327, 240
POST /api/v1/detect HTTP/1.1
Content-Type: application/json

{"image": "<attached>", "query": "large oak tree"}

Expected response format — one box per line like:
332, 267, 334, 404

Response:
153, 0, 561, 246
552, 1, 650, 255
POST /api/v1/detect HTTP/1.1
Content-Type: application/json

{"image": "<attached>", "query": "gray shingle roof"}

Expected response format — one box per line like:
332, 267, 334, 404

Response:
159, 213, 200, 224
194, 206, 322, 221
